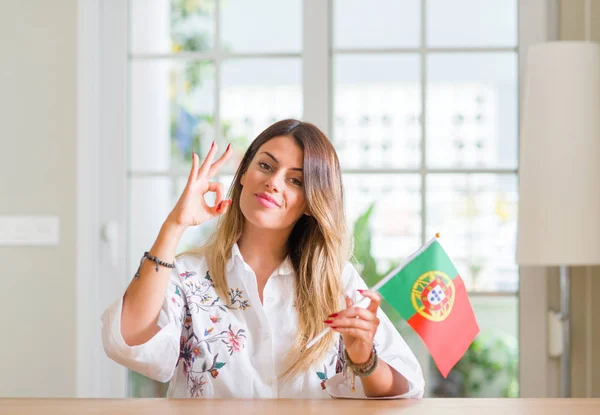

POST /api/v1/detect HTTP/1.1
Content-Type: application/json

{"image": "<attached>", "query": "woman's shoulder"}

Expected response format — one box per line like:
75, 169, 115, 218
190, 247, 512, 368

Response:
341, 260, 368, 293
175, 251, 209, 275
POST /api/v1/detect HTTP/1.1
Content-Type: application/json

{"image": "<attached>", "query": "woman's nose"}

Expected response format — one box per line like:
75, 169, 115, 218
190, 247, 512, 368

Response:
265, 172, 284, 192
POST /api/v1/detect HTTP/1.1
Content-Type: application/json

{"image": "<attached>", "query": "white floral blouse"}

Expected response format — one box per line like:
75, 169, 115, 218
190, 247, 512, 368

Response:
101, 243, 425, 399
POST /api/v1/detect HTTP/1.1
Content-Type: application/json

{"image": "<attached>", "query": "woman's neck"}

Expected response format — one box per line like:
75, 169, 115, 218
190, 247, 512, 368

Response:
238, 223, 290, 265
237, 222, 290, 273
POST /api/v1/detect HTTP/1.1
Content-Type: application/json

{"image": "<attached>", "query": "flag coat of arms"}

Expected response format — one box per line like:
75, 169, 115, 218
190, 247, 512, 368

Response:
377, 237, 479, 378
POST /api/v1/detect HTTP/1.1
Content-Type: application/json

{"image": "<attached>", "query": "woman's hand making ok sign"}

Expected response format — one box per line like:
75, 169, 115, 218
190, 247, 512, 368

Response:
165, 142, 233, 229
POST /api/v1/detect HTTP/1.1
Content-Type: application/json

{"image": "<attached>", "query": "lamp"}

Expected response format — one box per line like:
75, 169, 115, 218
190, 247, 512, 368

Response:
517, 39, 600, 397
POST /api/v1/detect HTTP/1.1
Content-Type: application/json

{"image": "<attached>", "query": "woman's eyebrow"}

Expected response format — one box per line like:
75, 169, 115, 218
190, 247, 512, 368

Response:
260, 151, 303, 172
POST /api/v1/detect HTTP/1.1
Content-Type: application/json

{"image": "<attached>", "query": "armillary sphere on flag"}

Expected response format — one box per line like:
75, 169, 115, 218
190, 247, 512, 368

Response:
411, 271, 455, 322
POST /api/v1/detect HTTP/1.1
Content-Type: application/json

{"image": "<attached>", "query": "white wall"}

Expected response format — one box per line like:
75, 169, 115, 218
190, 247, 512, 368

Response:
0, 0, 77, 397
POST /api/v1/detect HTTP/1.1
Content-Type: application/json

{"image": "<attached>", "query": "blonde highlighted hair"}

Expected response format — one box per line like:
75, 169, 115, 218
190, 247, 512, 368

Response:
184, 119, 350, 380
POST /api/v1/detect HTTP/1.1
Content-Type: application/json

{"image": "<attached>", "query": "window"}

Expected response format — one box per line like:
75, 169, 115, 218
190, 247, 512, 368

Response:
332, 0, 519, 398
124, 0, 519, 398
128, 0, 303, 273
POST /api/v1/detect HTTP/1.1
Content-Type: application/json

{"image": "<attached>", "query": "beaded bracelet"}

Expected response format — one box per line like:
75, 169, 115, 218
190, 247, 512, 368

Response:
345, 346, 378, 376
134, 251, 176, 278
344, 346, 378, 391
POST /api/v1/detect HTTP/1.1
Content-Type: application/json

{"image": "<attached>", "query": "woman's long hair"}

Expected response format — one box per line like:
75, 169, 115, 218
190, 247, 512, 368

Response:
185, 119, 350, 380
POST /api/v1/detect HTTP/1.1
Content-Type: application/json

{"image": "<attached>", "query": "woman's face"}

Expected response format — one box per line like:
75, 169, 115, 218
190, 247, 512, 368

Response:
239, 135, 310, 231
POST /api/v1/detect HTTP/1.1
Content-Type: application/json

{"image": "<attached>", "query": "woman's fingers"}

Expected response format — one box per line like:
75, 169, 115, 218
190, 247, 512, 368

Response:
215, 199, 233, 216
325, 300, 379, 343
206, 181, 224, 210
325, 315, 373, 331
327, 294, 381, 353
327, 305, 378, 323
327, 318, 376, 343
358, 289, 382, 314
197, 142, 218, 179
187, 152, 199, 184
205, 181, 232, 217
207, 144, 233, 179
329, 327, 373, 343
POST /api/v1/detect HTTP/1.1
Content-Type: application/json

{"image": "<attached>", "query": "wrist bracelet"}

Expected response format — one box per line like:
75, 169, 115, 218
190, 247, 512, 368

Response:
344, 346, 378, 377
343, 346, 378, 392
134, 251, 176, 278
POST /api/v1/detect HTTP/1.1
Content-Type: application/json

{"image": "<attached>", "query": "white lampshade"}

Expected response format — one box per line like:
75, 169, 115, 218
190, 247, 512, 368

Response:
517, 41, 600, 266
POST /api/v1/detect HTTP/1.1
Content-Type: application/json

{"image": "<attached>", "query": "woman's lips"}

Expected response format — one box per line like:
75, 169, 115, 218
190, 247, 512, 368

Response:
256, 194, 279, 208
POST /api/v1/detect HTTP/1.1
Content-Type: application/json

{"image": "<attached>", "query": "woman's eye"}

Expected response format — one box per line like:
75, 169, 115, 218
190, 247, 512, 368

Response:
290, 178, 303, 186
258, 162, 272, 171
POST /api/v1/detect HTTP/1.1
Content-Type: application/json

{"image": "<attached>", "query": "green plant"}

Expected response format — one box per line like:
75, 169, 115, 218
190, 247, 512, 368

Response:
351, 203, 379, 286
130, 370, 169, 398
351, 202, 404, 328
467, 259, 483, 290
432, 332, 518, 398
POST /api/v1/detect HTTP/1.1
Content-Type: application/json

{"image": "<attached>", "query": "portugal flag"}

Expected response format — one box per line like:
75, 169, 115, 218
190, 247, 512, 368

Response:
377, 236, 479, 378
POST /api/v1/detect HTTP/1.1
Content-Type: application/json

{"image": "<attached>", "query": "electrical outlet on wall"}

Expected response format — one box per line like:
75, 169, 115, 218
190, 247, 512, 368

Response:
0, 216, 60, 246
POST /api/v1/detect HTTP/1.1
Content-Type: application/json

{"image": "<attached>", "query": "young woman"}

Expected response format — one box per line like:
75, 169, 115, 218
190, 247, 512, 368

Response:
102, 119, 424, 399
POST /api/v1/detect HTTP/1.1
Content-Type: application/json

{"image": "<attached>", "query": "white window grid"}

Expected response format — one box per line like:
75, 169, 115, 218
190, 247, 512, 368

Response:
127, 0, 519, 296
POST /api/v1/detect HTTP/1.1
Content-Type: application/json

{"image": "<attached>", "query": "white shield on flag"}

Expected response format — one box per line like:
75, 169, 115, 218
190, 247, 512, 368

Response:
427, 285, 446, 306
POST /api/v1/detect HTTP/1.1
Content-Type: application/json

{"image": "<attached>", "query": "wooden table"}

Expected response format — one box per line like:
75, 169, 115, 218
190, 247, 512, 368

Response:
2, 398, 600, 415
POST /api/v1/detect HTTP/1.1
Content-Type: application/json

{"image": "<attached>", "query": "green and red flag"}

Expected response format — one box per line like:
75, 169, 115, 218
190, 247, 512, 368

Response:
375, 235, 479, 378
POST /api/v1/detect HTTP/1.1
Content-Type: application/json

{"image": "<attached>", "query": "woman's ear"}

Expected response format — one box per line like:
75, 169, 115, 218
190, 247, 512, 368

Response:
240, 172, 245, 186
303, 200, 311, 217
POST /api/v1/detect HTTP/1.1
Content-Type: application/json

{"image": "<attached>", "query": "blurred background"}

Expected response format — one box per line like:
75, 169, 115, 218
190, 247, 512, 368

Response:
1, 0, 599, 399
126, 0, 519, 397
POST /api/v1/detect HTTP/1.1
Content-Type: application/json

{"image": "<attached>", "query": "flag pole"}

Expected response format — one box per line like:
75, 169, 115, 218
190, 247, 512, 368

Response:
303, 233, 440, 350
